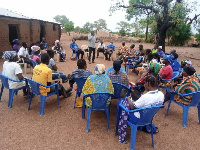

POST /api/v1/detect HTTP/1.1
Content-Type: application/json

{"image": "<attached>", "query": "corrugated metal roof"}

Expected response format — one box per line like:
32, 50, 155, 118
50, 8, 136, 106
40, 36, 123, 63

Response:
0, 7, 30, 19
0, 7, 60, 24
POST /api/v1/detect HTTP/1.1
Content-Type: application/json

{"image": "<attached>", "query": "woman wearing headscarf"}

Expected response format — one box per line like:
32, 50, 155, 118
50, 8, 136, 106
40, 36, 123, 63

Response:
52, 40, 66, 62
174, 66, 200, 105
12, 39, 20, 52
82, 64, 114, 108
2, 51, 27, 95
108, 61, 129, 86
31, 45, 41, 64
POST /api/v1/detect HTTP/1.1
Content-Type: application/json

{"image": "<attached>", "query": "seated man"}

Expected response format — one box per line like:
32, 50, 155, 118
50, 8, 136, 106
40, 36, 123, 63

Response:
123, 43, 136, 63
2, 51, 27, 96
52, 40, 66, 62
116, 41, 129, 61
70, 38, 84, 59
108, 60, 129, 86
18, 42, 33, 67
32, 53, 72, 97
69, 59, 93, 88
47, 50, 69, 83
156, 46, 165, 58
138, 44, 145, 55
174, 66, 200, 105
97, 40, 105, 58
105, 42, 115, 61
118, 75, 164, 143
40, 37, 48, 50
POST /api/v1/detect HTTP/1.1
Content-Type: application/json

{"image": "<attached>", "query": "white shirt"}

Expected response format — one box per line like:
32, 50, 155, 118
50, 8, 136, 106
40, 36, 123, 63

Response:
97, 43, 105, 49
18, 47, 29, 58
48, 58, 56, 70
2, 61, 25, 89
88, 34, 96, 48
133, 90, 164, 108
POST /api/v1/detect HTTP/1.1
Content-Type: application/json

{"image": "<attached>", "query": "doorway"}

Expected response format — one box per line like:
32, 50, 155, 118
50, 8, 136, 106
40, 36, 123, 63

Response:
9, 24, 19, 45
40, 22, 46, 41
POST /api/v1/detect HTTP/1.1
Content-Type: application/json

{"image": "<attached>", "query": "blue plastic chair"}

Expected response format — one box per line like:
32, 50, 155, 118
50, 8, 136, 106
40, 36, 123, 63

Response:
0, 73, 27, 108
82, 92, 113, 132
166, 91, 200, 127
115, 104, 164, 150
73, 77, 87, 108
125, 57, 143, 74
72, 50, 78, 60
157, 71, 180, 93
26, 78, 60, 116
197, 73, 200, 82
105, 66, 126, 75
112, 82, 131, 99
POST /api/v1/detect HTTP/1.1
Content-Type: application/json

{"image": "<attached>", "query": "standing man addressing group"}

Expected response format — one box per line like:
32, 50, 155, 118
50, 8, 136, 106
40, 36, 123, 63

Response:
88, 31, 98, 64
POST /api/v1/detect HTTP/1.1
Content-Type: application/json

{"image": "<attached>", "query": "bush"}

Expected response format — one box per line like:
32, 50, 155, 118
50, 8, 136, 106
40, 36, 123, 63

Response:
138, 34, 145, 38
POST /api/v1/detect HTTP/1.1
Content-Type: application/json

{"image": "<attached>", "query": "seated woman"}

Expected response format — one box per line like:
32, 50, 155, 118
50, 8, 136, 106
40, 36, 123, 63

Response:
47, 50, 69, 83
82, 64, 114, 108
31, 45, 41, 64
104, 42, 115, 61
174, 66, 200, 105
52, 40, 66, 62
70, 38, 84, 59
118, 75, 164, 143
123, 43, 136, 63
2, 51, 27, 96
158, 55, 173, 87
108, 61, 129, 86
12, 39, 20, 52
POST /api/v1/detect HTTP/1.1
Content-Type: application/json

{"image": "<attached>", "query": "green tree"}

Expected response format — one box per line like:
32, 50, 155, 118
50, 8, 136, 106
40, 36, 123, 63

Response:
116, 21, 132, 33
94, 19, 107, 31
65, 23, 74, 35
110, 0, 200, 52
119, 29, 126, 36
53, 15, 73, 28
74, 26, 81, 33
82, 22, 94, 33
195, 30, 200, 43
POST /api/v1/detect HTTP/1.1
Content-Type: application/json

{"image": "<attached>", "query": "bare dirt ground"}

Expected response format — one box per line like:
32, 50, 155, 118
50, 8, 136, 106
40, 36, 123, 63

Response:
0, 33, 200, 150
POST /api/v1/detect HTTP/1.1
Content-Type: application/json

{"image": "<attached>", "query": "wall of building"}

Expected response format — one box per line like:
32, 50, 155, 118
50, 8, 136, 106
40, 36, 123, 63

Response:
0, 16, 61, 55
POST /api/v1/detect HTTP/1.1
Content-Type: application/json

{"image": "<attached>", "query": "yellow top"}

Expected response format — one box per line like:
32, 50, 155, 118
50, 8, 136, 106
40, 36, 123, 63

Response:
32, 63, 52, 96
118, 45, 129, 53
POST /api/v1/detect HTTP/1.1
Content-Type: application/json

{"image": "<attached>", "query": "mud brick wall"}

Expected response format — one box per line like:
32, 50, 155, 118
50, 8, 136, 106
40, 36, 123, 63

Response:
0, 16, 61, 55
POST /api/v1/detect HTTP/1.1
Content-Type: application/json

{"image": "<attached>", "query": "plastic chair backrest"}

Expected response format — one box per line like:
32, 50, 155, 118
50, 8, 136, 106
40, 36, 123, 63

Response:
85, 93, 113, 110
171, 71, 180, 80
187, 92, 200, 107
129, 105, 163, 126
0, 73, 9, 89
74, 77, 87, 92
26, 78, 41, 95
106, 67, 125, 75
112, 82, 130, 99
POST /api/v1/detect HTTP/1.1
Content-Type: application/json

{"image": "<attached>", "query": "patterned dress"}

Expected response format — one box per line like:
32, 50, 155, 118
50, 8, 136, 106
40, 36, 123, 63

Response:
174, 75, 200, 105
82, 74, 114, 108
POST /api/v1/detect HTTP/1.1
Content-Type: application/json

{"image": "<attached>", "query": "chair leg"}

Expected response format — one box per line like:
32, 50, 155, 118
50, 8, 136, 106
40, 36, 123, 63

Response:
182, 106, 189, 127
8, 89, 15, 108
82, 97, 86, 119
86, 108, 92, 132
130, 124, 138, 150
166, 99, 172, 116
198, 105, 200, 124
151, 124, 155, 148
106, 107, 110, 132
73, 91, 78, 109
28, 93, 33, 110
57, 92, 60, 108
40, 96, 46, 116
0, 84, 4, 101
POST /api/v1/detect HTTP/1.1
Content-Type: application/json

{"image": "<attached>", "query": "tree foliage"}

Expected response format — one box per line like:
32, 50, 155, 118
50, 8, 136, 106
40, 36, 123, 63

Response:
116, 21, 132, 32
119, 29, 126, 36
94, 19, 107, 30
74, 26, 81, 33
53, 15, 73, 28
110, 0, 200, 52
64, 23, 74, 35
82, 22, 94, 33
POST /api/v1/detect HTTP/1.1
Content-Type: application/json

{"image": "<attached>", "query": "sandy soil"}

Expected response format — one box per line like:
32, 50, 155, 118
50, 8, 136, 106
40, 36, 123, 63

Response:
0, 33, 200, 150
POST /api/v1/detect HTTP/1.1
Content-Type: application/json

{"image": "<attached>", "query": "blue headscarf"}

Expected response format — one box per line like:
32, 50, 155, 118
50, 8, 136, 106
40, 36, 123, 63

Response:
12, 39, 20, 43
2, 51, 17, 61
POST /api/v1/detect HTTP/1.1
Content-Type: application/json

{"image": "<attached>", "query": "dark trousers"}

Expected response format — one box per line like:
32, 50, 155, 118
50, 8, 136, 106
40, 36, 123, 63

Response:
97, 48, 105, 57
76, 50, 84, 59
104, 51, 113, 60
19, 59, 33, 67
88, 47, 95, 62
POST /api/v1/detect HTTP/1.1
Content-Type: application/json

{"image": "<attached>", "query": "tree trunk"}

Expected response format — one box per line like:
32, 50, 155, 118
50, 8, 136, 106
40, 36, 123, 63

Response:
68, 32, 70, 35
145, 23, 149, 41
157, 29, 167, 53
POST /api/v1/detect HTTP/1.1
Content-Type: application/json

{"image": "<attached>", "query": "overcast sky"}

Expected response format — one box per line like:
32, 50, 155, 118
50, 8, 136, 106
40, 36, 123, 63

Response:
1, 0, 199, 33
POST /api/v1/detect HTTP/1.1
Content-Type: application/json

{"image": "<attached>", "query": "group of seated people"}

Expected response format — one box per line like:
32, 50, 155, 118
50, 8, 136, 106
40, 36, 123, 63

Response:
4, 41, 200, 145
